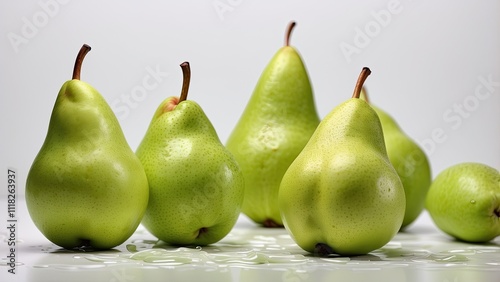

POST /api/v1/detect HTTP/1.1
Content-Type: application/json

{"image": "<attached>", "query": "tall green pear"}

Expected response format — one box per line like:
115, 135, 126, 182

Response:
279, 68, 406, 256
226, 21, 320, 227
25, 44, 149, 250
136, 62, 245, 246
361, 88, 431, 229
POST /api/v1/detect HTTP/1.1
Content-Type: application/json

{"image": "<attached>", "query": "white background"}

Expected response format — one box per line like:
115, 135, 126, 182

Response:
1, 0, 499, 197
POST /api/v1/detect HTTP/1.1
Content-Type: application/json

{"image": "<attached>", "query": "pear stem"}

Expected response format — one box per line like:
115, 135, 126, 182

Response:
352, 67, 371, 99
285, 21, 296, 47
72, 44, 91, 80
179, 61, 191, 102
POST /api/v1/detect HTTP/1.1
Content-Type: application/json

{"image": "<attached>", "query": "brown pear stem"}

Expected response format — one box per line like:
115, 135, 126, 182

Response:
285, 21, 296, 46
352, 67, 371, 99
72, 44, 91, 80
179, 61, 191, 102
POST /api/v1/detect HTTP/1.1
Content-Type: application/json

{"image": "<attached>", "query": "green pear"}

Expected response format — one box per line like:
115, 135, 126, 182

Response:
279, 68, 406, 256
25, 44, 149, 250
226, 21, 320, 227
360, 88, 432, 229
426, 162, 500, 243
136, 62, 245, 246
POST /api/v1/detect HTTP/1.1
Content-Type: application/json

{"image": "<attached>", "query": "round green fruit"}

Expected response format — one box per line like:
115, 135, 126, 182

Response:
426, 162, 500, 243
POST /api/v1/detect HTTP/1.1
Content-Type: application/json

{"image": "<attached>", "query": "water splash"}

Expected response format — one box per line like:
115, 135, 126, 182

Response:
211, 250, 308, 264
24, 227, 500, 273
319, 257, 351, 264
429, 254, 469, 263
81, 254, 130, 264
0, 258, 24, 266
32, 264, 106, 270
114, 246, 309, 266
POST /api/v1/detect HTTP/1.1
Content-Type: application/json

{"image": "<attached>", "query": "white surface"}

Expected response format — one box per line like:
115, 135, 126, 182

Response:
1, 196, 500, 282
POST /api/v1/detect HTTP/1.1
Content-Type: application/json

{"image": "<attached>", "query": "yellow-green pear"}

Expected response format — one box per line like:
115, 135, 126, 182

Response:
426, 162, 500, 243
136, 62, 245, 246
26, 44, 149, 250
226, 21, 320, 227
361, 88, 432, 229
279, 68, 406, 256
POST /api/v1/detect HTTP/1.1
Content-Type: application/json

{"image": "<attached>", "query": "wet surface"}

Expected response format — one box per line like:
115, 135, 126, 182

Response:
1, 197, 499, 282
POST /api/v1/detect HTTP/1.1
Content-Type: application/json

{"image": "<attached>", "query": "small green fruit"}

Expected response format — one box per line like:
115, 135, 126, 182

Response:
426, 162, 500, 243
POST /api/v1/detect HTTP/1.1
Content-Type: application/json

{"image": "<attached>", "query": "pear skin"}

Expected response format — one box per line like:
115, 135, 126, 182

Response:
426, 162, 500, 243
136, 62, 245, 246
279, 68, 405, 256
226, 21, 320, 227
361, 88, 431, 229
26, 44, 149, 250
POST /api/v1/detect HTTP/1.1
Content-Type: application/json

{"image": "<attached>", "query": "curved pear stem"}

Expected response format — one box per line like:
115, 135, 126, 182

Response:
285, 21, 296, 47
179, 61, 191, 102
72, 44, 92, 80
352, 67, 371, 99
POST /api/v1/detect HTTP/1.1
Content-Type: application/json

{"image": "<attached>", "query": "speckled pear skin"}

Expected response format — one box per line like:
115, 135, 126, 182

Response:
226, 45, 320, 227
370, 103, 431, 229
26, 80, 150, 250
279, 98, 406, 256
136, 97, 245, 246
426, 163, 500, 243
